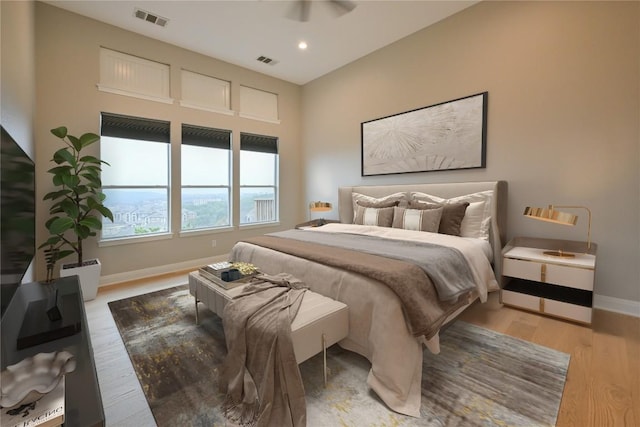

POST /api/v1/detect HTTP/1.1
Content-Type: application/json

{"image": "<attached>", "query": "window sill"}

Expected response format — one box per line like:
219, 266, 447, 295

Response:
238, 221, 281, 231
99, 232, 173, 247
179, 226, 234, 238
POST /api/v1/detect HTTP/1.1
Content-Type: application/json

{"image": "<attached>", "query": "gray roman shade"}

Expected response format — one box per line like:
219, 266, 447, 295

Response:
182, 124, 231, 150
240, 132, 278, 154
101, 113, 170, 143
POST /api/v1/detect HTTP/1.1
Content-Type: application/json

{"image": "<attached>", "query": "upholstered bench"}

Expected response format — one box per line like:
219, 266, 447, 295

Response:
188, 271, 349, 383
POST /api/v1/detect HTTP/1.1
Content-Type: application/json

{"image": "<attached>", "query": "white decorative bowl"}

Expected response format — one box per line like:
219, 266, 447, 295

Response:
0, 351, 76, 409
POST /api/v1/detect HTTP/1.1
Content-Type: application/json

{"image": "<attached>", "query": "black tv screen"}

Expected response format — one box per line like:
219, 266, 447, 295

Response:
1, 126, 36, 315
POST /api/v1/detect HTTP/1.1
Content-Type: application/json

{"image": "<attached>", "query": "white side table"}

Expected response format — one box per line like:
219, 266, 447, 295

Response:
500, 237, 596, 324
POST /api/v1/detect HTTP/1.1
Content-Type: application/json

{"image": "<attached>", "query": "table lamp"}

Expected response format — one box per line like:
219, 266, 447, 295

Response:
309, 201, 332, 226
523, 205, 591, 257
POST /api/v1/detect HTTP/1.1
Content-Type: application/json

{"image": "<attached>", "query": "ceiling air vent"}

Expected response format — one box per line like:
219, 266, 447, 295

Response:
257, 56, 278, 66
134, 8, 169, 27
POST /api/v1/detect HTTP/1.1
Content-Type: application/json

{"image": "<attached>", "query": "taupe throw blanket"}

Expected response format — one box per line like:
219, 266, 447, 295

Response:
273, 229, 477, 302
220, 273, 307, 427
242, 235, 470, 339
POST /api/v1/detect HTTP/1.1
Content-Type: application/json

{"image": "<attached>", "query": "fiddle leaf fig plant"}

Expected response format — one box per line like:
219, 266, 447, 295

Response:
39, 126, 114, 282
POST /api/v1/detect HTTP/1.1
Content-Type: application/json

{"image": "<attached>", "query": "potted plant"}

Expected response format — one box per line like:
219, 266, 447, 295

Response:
39, 126, 114, 300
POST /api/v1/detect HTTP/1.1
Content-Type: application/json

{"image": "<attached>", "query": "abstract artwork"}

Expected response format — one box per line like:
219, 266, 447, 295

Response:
361, 92, 487, 176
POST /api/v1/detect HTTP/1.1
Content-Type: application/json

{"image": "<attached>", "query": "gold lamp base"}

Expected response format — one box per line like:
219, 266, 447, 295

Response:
543, 250, 575, 258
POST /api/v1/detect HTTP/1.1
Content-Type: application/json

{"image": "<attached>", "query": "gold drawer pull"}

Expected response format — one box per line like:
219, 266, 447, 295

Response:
539, 298, 545, 312
541, 264, 547, 282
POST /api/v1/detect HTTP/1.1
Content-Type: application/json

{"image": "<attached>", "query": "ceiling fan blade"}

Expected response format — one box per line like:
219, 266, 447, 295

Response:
285, 0, 311, 22
299, 0, 311, 22
286, 0, 356, 22
329, 0, 356, 15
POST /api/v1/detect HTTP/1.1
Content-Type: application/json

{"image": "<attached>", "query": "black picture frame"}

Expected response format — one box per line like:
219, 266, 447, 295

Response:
361, 92, 488, 176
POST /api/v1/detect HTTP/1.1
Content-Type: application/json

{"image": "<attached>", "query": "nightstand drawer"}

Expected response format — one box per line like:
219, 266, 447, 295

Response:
545, 299, 592, 323
503, 258, 594, 291
501, 290, 592, 324
502, 289, 539, 311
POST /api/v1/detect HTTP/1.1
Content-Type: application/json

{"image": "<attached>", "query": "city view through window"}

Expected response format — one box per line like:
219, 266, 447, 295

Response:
102, 188, 275, 239
100, 136, 277, 240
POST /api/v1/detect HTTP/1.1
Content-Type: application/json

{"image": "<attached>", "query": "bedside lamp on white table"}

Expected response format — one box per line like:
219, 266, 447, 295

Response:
523, 204, 592, 257
500, 204, 597, 324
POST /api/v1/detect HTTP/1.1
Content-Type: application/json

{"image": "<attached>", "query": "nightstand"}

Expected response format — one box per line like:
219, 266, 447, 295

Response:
500, 237, 596, 325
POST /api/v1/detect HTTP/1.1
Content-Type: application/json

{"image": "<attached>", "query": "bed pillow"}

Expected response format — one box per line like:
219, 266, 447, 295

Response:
353, 205, 394, 227
352, 192, 406, 221
409, 190, 493, 240
408, 200, 469, 236
392, 206, 443, 232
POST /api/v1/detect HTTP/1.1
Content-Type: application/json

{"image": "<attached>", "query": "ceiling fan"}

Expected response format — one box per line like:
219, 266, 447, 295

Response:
287, 0, 357, 22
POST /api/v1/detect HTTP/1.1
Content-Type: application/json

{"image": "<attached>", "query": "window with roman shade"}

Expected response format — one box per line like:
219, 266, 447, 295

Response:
239, 133, 279, 224
100, 113, 171, 240
181, 124, 232, 231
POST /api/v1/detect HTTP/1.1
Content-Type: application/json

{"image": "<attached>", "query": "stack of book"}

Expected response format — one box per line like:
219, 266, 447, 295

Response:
198, 262, 255, 290
1, 376, 65, 427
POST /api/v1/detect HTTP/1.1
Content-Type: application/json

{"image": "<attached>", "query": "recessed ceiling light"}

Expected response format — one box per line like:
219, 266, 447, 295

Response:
298, 41, 308, 50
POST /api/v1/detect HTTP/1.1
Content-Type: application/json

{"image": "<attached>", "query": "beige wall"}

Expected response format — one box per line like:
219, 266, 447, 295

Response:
34, 2, 303, 279
302, 1, 640, 303
1, 0, 36, 283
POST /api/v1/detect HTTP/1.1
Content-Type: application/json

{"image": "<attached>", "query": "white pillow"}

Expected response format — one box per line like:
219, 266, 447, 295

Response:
409, 190, 493, 240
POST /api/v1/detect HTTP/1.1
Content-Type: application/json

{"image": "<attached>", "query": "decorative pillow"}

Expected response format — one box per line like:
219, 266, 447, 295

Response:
408, 200, 469, 236
410, 190, 493, 239
351, 192, 406, 221
392, 206, 443, 232
356, 199, 400, 208
353, 205, 394, 227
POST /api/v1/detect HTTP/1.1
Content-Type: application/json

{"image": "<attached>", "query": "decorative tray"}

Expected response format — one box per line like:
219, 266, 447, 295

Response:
0, 351, 76, 409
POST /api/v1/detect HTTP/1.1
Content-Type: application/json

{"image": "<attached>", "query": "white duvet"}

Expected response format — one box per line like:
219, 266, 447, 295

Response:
230, 223, 499, 418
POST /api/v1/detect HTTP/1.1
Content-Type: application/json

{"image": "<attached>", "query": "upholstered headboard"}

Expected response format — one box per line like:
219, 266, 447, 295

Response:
338, 181, 508, 280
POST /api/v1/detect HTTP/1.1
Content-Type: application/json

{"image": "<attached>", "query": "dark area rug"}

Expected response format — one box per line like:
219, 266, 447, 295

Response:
109, 285, 570, 426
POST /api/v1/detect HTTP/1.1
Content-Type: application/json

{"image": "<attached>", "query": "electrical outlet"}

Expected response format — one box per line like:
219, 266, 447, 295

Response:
211, 239, 217, 248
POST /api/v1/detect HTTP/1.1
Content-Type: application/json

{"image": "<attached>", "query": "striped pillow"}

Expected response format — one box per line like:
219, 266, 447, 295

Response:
353, 205, 394, 227
351, 192, 407, 221
392, 206, 443, 232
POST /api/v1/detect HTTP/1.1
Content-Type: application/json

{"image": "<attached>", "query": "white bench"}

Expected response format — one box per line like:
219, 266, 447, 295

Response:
188, 271, 349, 384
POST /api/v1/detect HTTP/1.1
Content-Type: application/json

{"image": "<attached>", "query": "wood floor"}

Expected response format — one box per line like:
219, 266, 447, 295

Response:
87, 272, 639, 427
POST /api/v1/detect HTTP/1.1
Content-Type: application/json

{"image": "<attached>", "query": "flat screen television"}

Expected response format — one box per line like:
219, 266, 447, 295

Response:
1, 126, 36, 316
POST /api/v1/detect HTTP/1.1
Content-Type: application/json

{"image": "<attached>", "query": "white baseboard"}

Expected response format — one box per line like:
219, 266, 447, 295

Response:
99, 254, 229, 287
594, 294, 640, 318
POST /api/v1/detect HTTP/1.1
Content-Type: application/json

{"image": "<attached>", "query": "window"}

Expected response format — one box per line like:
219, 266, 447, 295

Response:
239, 133, 278, 225
98, 48, 172, 104
100, 113, 170, 240
239, 86, 279, 124
180, 70, 232, 115
181, 124, 231, 231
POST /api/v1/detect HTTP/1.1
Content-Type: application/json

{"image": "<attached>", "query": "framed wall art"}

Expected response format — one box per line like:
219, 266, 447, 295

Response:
361, 92, 487, 176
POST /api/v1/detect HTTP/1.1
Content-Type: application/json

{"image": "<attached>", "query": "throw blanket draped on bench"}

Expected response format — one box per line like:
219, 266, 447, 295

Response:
220, 273, 307, 427
241, 233, 473, 339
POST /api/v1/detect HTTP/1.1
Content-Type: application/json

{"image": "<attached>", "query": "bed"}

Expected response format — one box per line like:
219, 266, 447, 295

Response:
230, 180, 507, 417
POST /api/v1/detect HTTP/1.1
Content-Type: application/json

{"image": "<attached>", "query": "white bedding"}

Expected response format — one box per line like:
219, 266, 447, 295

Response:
231, 223, 499, 418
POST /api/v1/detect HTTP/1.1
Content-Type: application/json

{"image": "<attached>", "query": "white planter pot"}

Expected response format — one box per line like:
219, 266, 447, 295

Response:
59, 259, 101, 301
